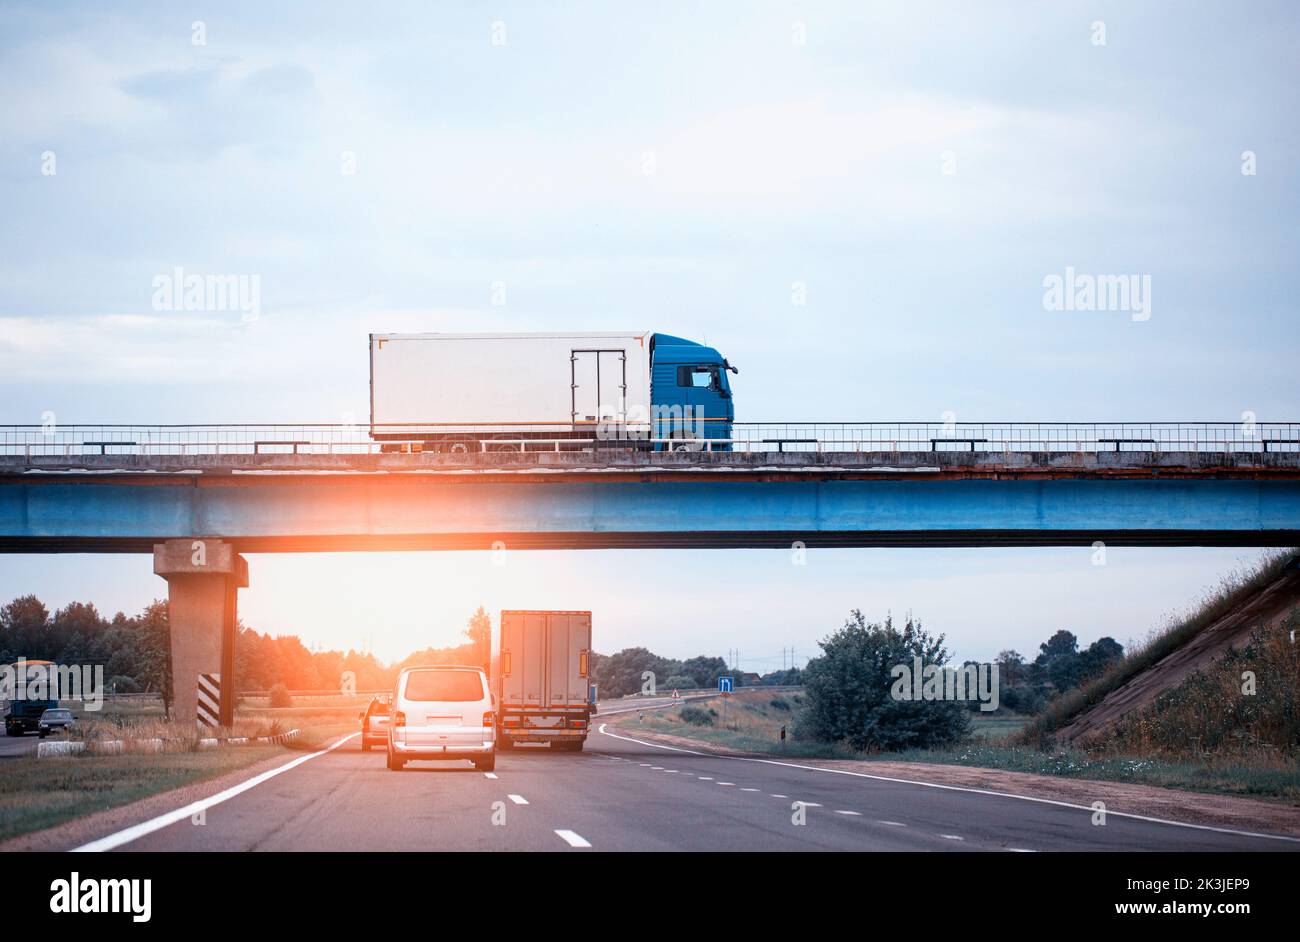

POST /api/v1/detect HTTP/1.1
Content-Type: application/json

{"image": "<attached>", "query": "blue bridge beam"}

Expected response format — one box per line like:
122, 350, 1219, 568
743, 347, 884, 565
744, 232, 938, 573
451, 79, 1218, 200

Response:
1, 474, 1299, 551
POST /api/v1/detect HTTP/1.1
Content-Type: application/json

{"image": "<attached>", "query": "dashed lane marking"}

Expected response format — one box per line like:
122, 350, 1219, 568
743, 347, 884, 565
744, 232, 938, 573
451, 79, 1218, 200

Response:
555, 829, 592, 848
596, 724, 1300, 845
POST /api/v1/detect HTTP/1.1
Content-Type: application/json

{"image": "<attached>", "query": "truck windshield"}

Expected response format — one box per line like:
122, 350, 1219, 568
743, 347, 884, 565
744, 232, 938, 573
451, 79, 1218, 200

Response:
404, 670, 483, 702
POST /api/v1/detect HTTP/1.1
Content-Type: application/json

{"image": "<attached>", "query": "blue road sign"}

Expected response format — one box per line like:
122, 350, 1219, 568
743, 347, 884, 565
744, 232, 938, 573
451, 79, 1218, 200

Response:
718, 676, 734, 693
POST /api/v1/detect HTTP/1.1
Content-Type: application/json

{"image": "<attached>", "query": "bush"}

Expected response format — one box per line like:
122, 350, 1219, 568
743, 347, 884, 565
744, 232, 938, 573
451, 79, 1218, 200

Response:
769, 697, 791, 711
662, 674, 697, 691
679, 705, 714, 726
268, 683, 294, 708
802, 611, 971, 751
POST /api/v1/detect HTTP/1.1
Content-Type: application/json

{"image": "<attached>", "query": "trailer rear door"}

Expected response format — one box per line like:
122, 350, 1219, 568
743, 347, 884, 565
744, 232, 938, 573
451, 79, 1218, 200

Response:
544, 612, 591, 708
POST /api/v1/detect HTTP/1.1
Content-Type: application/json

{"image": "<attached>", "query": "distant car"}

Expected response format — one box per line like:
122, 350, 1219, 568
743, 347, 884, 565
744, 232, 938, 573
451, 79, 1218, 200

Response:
37, 708, 75, 738
387, 666, 496, 772
359, 697, 390, 752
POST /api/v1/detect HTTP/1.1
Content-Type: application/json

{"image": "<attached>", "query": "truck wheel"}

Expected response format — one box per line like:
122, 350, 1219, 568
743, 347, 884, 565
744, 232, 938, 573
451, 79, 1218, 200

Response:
5, 725, 19, 737
474, 754, 496, 772
386, 749, 404, 771
361, 739, 371, 752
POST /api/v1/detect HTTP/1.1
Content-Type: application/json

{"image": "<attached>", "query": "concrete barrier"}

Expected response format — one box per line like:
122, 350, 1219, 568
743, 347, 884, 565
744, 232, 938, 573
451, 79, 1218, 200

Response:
37, 728, 300, 758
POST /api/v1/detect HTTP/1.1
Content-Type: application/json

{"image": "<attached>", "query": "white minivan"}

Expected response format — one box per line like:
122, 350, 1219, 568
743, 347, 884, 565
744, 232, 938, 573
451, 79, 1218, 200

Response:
387, 665, 496, 772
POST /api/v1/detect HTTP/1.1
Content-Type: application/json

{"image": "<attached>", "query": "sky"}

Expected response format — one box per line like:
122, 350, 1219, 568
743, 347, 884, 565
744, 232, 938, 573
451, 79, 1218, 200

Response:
0, 2, 1296, 666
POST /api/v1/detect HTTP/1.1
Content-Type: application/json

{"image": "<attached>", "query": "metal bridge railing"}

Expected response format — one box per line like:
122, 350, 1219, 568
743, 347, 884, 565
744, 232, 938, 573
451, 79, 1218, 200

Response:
0, 422, 1297, 457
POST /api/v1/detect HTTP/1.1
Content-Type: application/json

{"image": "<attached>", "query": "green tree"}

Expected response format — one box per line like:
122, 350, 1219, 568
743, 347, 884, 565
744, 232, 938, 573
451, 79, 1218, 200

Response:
801, 611, 970, 751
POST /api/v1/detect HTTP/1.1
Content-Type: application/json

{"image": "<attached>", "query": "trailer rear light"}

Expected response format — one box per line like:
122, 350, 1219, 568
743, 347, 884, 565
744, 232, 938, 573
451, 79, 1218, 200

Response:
392, 710, 406, 727
569, 718, 587, 728
503, 719, 519, 727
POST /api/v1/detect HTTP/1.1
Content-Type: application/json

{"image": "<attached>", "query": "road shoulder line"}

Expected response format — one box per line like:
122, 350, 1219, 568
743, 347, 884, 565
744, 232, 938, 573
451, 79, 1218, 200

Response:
72, 732, 359, 852
597, 724, 1300, 845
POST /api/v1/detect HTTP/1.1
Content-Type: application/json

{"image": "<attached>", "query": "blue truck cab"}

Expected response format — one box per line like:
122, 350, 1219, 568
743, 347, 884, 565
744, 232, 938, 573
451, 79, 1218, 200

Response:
650, 334, 737, 449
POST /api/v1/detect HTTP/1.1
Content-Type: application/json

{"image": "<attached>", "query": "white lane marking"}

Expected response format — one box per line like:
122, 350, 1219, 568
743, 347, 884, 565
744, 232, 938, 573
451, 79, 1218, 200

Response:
698, 776, 713, 780
879, 820, 907, 827
1007, 847, 1037, 853
941, 834, 965, 841
555, 829, 591, 848
597, 724, 1300, 845
508, 794, 529, 805
741, 787, 760, 792
717, 782, 735, 786
73, 732, 359, 853
793, 802, 822, 807
483, 772, 499, 779
771, 794, 787, 798
835, 810, 862, 816
665, 769, 678, 773
650, 766, 663, 770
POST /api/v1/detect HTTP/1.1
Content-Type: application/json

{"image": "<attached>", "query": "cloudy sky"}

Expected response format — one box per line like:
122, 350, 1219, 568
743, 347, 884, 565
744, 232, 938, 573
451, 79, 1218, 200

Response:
1, 1, 1295, 666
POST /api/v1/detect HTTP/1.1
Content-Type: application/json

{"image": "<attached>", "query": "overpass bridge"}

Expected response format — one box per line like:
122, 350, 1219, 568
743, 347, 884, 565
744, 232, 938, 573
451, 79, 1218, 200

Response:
3, 421, 1298, 724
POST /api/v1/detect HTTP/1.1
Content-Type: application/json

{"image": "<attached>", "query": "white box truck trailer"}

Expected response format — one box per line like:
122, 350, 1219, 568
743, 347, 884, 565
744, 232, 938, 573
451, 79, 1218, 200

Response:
368, 331, 737, 451
491, 610, 595, 751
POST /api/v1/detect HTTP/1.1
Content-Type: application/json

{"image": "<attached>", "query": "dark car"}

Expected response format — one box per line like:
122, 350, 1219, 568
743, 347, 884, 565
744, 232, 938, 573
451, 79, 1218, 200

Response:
359, 696, 390, 751
37, 708, 76, 738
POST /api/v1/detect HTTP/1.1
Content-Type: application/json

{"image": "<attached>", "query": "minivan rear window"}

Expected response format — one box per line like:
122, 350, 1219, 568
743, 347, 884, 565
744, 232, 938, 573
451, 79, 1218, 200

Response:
404, 670, 484, 702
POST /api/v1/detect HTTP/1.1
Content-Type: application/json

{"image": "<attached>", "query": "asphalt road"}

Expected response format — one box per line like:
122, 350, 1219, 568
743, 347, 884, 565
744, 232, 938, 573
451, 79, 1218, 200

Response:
65, 715, 1298, 852
0, 733, 38, 757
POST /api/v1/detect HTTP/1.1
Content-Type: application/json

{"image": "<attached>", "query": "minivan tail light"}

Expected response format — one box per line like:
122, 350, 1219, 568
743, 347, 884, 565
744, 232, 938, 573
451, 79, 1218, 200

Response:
482, 711, 495, 729
392, 710, 406, 728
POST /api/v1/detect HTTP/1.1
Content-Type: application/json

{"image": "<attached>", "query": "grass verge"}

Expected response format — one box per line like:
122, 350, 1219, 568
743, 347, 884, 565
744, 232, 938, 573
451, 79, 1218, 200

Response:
0, 722, 353, 843
616, 690, 1300, 803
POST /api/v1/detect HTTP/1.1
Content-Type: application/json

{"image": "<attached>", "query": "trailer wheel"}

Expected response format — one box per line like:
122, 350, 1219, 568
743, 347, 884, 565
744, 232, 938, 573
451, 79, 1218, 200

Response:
474, 754, 496, 772
497, 736, 513, 750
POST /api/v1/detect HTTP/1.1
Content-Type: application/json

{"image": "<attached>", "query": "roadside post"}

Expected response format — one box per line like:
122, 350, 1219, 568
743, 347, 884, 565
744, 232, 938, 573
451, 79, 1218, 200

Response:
719, 676, 734, 728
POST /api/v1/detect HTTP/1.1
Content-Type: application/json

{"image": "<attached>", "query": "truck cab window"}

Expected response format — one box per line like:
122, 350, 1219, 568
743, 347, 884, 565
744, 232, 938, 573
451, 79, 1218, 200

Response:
678, 366, 716, 388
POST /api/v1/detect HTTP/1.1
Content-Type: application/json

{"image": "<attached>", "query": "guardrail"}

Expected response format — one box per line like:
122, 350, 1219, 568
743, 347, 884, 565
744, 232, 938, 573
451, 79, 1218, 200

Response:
1, 422, 1297, 457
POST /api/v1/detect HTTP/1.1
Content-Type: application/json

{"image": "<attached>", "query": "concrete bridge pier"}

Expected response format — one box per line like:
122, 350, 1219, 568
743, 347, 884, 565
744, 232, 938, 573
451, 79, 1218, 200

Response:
153, 539, 248, 727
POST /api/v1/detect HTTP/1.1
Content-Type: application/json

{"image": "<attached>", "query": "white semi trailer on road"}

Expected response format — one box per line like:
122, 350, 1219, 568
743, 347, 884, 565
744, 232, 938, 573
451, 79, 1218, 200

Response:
491, 610, 595, 751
